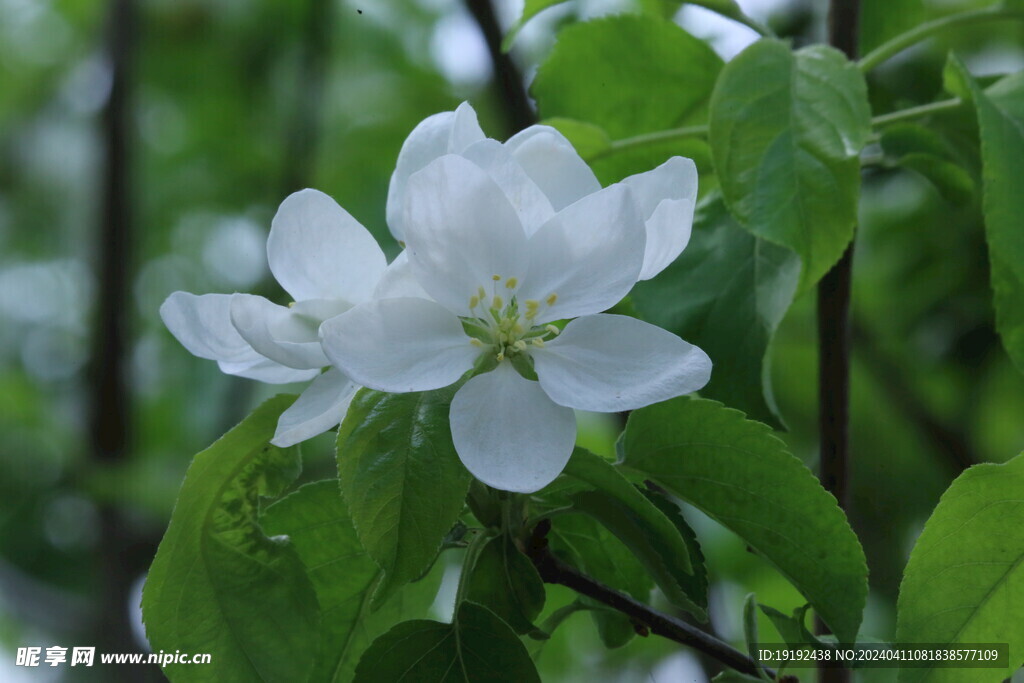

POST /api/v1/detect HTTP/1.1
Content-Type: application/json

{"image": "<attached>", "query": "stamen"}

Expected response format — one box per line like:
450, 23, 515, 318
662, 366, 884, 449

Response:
492, 295, 504, 309
477, 286, 486, 300
532, 338, 545, 348
505, 277, 518, 289
288, 301, 296, 308
492, 274, 501, 281
496, 351, 505, 362
513, 340, 527, 352
469, 295, 479, 309
546, 293, 558, 306
470, 338, 483, 347
513, 323, 524, 335
546, 324, 560, 337
525, 299, 540, 310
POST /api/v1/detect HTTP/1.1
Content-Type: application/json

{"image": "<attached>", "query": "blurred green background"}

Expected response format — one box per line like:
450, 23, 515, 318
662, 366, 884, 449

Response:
1, 0, 1023, 680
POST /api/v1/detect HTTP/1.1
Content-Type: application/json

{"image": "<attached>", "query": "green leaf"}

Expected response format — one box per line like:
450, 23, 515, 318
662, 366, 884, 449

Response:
760, 604, 816, 645
621, 397, 868, 643
743, 594, 774, 682
860, 0, 926, 54
895, 453, 1024, 682
539, 117, 612, 161
879, 122, 962, 161
879, 123, 976, 204
571, 490, 706, 620
709, 40, 871, 290
642, 489, 709, 612
561, 447, 705, 615
943, 53, 972, 101
590, 607, 637, 649
564, 448, 694, 577
466, 534, 546, 635
337, 387, 471, 607
631, 196, 800, 427
261, 481, 441, 683
957, 63, 1024, 375
352, 602, 540, 683
142, 395, 320, 683
503, 0, 571, 51
547, 511, 652, 649
897, 154, 976, 205
532, 14, 721, 183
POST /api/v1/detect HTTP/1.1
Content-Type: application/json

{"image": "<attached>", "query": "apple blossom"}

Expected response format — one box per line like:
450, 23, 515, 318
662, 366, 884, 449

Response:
386, 102, 698, 281
322, 151, 711, 494
160, 189, 388, 447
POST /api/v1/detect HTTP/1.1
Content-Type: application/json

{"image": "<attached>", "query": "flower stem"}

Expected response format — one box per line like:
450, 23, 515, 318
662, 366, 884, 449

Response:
858, 6, 1024, 73
589, 124, 709, 161
452, 528, 491, 611
871, 97, 964, 127
591, 99, 963, 161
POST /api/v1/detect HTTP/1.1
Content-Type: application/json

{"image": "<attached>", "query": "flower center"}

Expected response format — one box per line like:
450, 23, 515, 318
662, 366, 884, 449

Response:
461, 275, 560, 364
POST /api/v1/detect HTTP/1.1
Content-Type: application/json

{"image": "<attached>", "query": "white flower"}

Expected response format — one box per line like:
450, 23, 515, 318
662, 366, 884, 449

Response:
160, 189, 388, 447
321, 148, 711, 493
386, 102, 698, 281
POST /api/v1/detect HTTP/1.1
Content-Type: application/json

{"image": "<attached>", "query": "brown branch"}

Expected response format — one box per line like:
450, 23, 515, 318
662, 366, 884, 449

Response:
89, 0, 161, 677
463, 0, 536, 136
526, 521, 791, 681
815, 1, 861, 681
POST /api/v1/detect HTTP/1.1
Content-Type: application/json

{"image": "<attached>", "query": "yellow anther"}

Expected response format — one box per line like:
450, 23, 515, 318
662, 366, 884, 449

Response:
492, 274, 501, 281
477, 286, 486, 300
546, 324, 560, 337
505, 277, 518, 289
525, 310, 537, 321
492, 295, 504, 309
513, 340, 527, 352
469, 295, 479, 309
532, 338, 546, 348
525, 299, 540, 310
546, 293, 558, 306
470, 338, 483, 347
513, 323, 524, 335
288, 301, 297, 308
496, 352, 505, 362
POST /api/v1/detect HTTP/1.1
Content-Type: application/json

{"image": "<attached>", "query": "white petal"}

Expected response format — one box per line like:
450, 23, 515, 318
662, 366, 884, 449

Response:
519, 183, 645, 321
450, 363, 576, 493
387, 102, 485, 241
533, 314, 711, 412
461, 138, 554, 236
622, 157, 698, 280
160, 292, 253, 362
505, 125, 601, 212
217, 355, 320, 384
230, 294, 328, 370
320, 297, 477, 393
372, 251, 431, 300
268, 189, 386, 303
271, 368, 358, 446
403, 155, 528, 314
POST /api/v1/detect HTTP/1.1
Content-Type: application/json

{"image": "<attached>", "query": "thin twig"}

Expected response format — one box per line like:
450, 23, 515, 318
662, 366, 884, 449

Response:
858, 7, 1024, 73
526, 522, 790, 681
